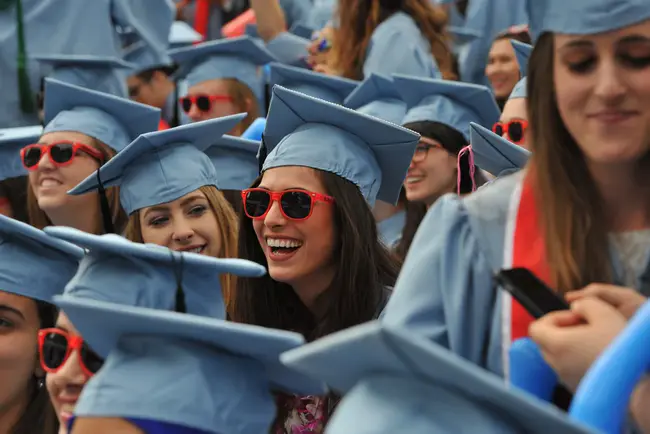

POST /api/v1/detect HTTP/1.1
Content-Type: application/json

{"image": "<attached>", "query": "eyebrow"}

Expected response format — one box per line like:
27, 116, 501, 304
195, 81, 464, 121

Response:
0, 305, 24, 320
559, 40, 594, 51
618, 35, 650, 45
142, 195, 206, 218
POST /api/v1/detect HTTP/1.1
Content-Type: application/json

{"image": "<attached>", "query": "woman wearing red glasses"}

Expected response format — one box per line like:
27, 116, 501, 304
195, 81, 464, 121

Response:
0, 215, 83, 434
25, 79, 160, 235
169, 37, 277, 135
495, 78, 529, 149
232, 85, 418, 433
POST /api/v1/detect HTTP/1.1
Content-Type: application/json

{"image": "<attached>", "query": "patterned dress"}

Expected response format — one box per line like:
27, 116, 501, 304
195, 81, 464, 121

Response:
275, 395, 327, 434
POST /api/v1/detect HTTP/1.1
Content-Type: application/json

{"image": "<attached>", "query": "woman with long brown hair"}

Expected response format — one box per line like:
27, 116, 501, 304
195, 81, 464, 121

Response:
318, 0, 456, 81
382, 0, 650, 409
233, 85, 417, 432
26, 79, 160, 235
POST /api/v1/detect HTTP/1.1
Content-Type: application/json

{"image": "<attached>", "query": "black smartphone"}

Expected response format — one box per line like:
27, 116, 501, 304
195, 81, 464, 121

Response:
495, 268, 570, 319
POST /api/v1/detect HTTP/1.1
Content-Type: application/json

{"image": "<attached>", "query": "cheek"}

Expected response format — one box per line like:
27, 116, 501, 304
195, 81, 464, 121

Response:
140, 223, 167, 246
304, 207, 336, 254
252, 220, 265, 245
199, 213, 223, 252
61, 159, 100, 186
0, 335, 38, 397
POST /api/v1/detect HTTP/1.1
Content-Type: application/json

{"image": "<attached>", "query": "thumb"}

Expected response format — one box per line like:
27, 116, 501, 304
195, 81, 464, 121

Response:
571, 298, 621, 323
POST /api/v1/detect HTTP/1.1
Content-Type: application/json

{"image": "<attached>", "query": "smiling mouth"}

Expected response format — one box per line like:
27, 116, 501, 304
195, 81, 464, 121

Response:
178, 245, 206, 254
266, 238, 303, 256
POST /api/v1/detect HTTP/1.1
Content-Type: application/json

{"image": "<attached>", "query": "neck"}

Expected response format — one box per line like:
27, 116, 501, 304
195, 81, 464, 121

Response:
290, 266, 336, 314
160, 80, 176, 110
373, 200, 403, 223
46, 196, 102, 234
589, 159, 650, 232
0, 386, 30, 434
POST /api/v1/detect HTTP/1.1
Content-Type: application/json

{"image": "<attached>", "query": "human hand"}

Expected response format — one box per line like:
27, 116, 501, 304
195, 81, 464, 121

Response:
566, 284, 647, 320
307, 26, 334, 69
529, 298, 627, 392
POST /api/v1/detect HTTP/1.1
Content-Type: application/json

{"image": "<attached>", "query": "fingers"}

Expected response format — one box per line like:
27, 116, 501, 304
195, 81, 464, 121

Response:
529, 310, 582, 343
566, 283, 634, 306
570, 298, 626, 327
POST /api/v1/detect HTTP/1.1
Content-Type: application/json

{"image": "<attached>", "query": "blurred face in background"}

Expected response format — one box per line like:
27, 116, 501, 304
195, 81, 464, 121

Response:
486, 38, 521, 100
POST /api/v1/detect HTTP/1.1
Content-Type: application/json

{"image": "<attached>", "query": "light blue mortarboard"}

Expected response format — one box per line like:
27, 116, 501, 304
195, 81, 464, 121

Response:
0, 215, 83, 303
266, 33, 311, 68
394, 74, 501, 140
68, 114, 247, 215
269, 63, 359, 105
510, 40, 532, 77
470, 122, 530, 177
32, 54, 134, 98
205, 135, 260, 191
281, 321, 594, 434
49, 229, 326, 434
43, 79, 161, 153
261, 86, 420, 206
344, 74, 407, 126
0, 126, 43, 180
289, 23, 316, 40
509, 76, 528, 100
527, 0, 650, 41
168, 36, 277, 102
169, 21, 203, 49
124, 41, 173, 75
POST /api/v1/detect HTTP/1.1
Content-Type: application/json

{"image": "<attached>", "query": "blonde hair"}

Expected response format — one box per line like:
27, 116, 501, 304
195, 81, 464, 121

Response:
223, 78, 261, 135
527, 34, 613, 293
27, 138, 126, 233
123, 185, 240, 316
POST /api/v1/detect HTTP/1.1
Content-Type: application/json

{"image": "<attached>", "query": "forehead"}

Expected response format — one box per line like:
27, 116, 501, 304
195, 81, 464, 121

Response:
260, 166, 326, 192
40, 131, 95, 146
500, 98, 528, 122
554, 19, 650, 46
0, 290, 37, 318
188, 79, 230, 95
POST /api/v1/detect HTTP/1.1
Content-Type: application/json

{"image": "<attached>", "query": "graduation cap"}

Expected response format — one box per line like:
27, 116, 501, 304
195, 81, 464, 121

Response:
168, 21, 203, 49
0, 126, 43, 180
269, 63, 359, 105
0, 215, 83, 303
124, 41, 173, 75
527, 0, 650, 41
394, 74, 500, 140
344, 74, 407, 125
469, 122, 530, 177
261, 85, 420, 206
265, 33, 311, 68
509, 76, 528, 100
510, 40, 532, 77
168, 36, 277, 103
68, 114, 246, 215
289, 23, 316, 40
32, 54, 134, 98
205, 135, 260, 191
45, 225, 325, 391
43, 78, 161, 153
281, 321, 594, 434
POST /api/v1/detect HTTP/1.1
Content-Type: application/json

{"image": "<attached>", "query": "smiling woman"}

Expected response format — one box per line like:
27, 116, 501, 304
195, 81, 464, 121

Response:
26, 79, 160, 235
232, 86, 419, 433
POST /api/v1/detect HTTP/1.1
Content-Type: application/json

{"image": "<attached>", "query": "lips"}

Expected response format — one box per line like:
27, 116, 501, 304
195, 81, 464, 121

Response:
176, 245, 206, 255
39, 177, 63, 188
588, 110, 638, 124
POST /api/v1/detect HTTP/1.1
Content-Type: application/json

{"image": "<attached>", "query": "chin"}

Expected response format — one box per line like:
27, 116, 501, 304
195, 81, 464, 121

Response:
36, 195, 70, 214
581, 139, 650, 165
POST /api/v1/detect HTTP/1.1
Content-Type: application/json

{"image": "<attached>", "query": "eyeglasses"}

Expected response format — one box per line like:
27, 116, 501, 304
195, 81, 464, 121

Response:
38, 328, 104, 377
179, 94, 233, 113
21, 142, 105, 171
492, 120, 528, 145
411, 142, 443, 163
241, 188, 335, 221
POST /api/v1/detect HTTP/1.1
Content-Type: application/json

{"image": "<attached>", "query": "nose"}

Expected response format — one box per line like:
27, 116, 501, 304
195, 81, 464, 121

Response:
408, 156, 418, 170
36, 149, 55, 171
263, 199, 287, 229
172, 218, 195, 243
593, 60, 627, 104
187, 103, 203, 122
54, 351, 87, 384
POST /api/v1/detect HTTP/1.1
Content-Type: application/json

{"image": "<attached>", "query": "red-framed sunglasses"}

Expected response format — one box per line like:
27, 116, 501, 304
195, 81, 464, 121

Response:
492, 119, 529, 145
179, 94, 233, 113
21, 142, 105, 171
38, 328, 104, 377
241, 188, 335, 221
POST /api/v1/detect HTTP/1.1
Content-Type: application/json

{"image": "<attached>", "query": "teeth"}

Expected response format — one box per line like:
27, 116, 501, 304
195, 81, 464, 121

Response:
187, 247, 203, 253
41, 179, 61, 187
406, 177, 423, 184
266, 238, 303, 248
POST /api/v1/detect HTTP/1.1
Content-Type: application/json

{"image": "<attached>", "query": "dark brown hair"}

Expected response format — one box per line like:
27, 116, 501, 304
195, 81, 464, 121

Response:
395, 121, 476, 260
526, 33, 612, 293
12, 301, 59, 434
0, 176, 29, 223
223, 78, 260, 136
331, 0, 456, 80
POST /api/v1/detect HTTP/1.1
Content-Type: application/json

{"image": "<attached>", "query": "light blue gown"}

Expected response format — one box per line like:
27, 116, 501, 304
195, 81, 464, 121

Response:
378, 210, 406, 249
363, 11, 441, 79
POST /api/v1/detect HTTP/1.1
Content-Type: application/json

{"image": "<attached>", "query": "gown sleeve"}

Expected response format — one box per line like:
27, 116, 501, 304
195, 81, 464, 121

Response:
362, 20, 441, 79
278, 0, 311, 29
381, 194, 498, 367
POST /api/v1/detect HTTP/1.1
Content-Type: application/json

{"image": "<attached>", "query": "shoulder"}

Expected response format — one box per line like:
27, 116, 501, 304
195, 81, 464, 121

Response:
372, 11, 421, 40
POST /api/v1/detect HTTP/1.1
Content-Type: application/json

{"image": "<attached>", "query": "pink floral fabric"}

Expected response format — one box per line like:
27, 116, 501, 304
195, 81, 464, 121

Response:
275, 395, 326, 434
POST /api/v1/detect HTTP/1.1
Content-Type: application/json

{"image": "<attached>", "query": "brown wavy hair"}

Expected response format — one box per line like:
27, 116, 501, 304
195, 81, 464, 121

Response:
27, 138, 126, 233
527, 33, 614, 293
223, 78, 261, 135
123, 185, 240, 316
331, 0, 456, 80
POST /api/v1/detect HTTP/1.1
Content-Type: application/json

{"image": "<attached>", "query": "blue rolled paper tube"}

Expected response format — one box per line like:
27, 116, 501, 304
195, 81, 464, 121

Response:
241, 117, 266, 141
570, 300, 650, 434
509, 337, 558, 402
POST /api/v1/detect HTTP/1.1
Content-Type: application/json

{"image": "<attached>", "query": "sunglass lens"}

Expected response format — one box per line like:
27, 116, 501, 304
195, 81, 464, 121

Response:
80, 344, 104, 374
244, 190, 271, 218
41, 332, 68, 370
493, 123, 504, 136
508, 122, 524, 143
281, 191, 312, 219
22, 147, 43, 168
50, 143, 75, 164
196, 96, 211, 112
180, 97, 192, 113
